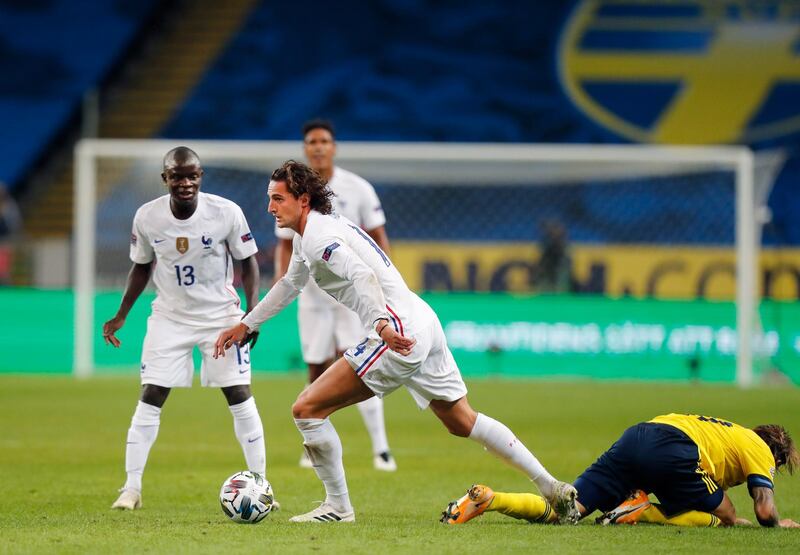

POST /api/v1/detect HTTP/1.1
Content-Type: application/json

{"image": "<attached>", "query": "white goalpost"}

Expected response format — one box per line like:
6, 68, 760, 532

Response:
73, 139, 756, 385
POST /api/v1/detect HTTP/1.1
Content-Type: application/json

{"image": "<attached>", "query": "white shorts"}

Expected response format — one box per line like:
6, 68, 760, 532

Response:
140, 313, 251, 388
343, 317, 468, 409
298, 303, 365, 364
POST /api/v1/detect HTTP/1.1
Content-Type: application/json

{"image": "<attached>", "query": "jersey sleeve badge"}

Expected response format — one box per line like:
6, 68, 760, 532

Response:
241, 232, 254, 242
322, 242, 340, 261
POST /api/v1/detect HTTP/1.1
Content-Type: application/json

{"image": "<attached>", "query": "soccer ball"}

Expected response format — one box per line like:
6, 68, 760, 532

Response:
219, 471, 275, 523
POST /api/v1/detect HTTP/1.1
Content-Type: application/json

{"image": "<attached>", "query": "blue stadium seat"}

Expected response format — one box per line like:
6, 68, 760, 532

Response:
0, 0, 158, 190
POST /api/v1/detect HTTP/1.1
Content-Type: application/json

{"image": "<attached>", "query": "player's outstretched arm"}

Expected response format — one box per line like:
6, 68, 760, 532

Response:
239, 254, 261, 349
102, 262, 152, 347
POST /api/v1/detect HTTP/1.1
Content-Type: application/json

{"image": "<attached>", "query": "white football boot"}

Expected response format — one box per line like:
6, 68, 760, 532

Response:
373, 451, 397, 472
547, 481, 580, 525
289, 502, 355, 523
111, 488, 142, 510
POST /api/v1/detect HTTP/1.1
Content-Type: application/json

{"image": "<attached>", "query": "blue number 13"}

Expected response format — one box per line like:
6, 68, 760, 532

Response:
174, 265, 195, 286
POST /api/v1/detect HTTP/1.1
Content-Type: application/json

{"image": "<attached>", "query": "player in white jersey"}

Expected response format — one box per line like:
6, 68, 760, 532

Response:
103, 147, 269, 511
214, 161, 579, 524
274, 120, 395, 472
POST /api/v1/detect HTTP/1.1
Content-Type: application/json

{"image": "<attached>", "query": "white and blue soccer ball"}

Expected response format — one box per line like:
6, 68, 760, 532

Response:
219, 471, 274, 523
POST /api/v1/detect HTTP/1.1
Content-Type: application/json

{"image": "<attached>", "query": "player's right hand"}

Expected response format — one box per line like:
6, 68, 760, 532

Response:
379, 325, 416, 356
214, 323, 249, 358
780, 518, 800, 528
102, 315, 125, 348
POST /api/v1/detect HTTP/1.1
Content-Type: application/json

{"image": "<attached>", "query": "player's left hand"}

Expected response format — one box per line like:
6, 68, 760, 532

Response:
779, 518, 800, 528
214, 323, 249, 358
379, 325, 416, 356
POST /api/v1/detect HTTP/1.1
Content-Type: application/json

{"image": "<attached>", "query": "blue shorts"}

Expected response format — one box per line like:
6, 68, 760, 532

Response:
574, 422, 724, 517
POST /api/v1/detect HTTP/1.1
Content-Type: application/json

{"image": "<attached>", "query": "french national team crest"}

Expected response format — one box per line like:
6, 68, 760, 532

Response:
176, 237, 189, 254
558, 1, 800, 144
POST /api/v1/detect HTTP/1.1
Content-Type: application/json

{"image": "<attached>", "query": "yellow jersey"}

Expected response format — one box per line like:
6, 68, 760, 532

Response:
649, 414, 776, 491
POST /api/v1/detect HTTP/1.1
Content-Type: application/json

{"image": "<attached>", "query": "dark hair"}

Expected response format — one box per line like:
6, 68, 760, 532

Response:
163, 146, 200, 170
753, 424, 799, 474
302, 119, 336, 140
271, 160, 334, 215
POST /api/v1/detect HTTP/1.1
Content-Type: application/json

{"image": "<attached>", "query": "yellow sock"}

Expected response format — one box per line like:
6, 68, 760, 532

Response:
639, 504, 720, 527
489, 492, 558, 523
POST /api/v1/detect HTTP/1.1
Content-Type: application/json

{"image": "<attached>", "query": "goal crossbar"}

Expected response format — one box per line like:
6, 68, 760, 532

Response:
73, 139, 755, 385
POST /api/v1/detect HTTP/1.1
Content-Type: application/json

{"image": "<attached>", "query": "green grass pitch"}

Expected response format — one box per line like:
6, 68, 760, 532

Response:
1, 375, 800, 554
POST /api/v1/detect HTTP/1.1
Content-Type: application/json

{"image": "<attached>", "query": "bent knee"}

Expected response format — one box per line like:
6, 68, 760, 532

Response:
445, 420, 473, 437
222, 384, 251, 406
292, 392, 316, 419
291, 399, 308, 419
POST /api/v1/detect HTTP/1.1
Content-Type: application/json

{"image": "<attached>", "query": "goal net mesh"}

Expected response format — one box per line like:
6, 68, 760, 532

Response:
79, 141, 779, 385
94, 153, 736, 293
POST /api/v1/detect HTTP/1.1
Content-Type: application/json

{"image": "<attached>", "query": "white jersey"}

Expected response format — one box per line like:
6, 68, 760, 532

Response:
245, 211, 433, 338
130, 192, 258, 326
275, 166, 385, 309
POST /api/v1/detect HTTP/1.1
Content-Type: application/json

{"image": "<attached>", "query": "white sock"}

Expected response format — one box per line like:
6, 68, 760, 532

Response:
229, 397, 266, 475
294, 417, 352, 513
356, 396, 389, 455
468, 412, 557, 498
123, 401, 161, 492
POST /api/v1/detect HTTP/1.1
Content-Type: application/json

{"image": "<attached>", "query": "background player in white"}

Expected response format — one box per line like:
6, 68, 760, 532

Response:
275, 119, 396, 471
215, 161, 579, 524
103, 147, 268, 510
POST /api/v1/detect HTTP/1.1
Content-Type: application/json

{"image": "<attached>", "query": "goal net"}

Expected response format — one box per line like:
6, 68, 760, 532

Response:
74, 139, 766, 385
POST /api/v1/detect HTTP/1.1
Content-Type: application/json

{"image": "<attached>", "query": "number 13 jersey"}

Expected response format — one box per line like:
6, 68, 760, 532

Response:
129, 193, 258, 326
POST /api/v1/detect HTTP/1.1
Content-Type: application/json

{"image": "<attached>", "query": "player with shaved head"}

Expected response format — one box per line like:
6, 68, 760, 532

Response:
104, 147, 269, 511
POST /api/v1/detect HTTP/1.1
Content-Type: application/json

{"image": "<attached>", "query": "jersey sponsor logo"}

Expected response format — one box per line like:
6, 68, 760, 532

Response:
202, 235, 213, 248
322, 242, 340, 261
240, 232, 253, 243
130, 233, 137, 246
176, 237, 189, 254
559, 1, 800, 144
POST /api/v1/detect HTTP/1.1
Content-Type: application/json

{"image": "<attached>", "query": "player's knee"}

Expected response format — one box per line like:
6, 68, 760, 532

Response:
140, 384, 170, 407
444, 418, 473, 437
292, 391, 316, 419
221, 384, 251, 406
